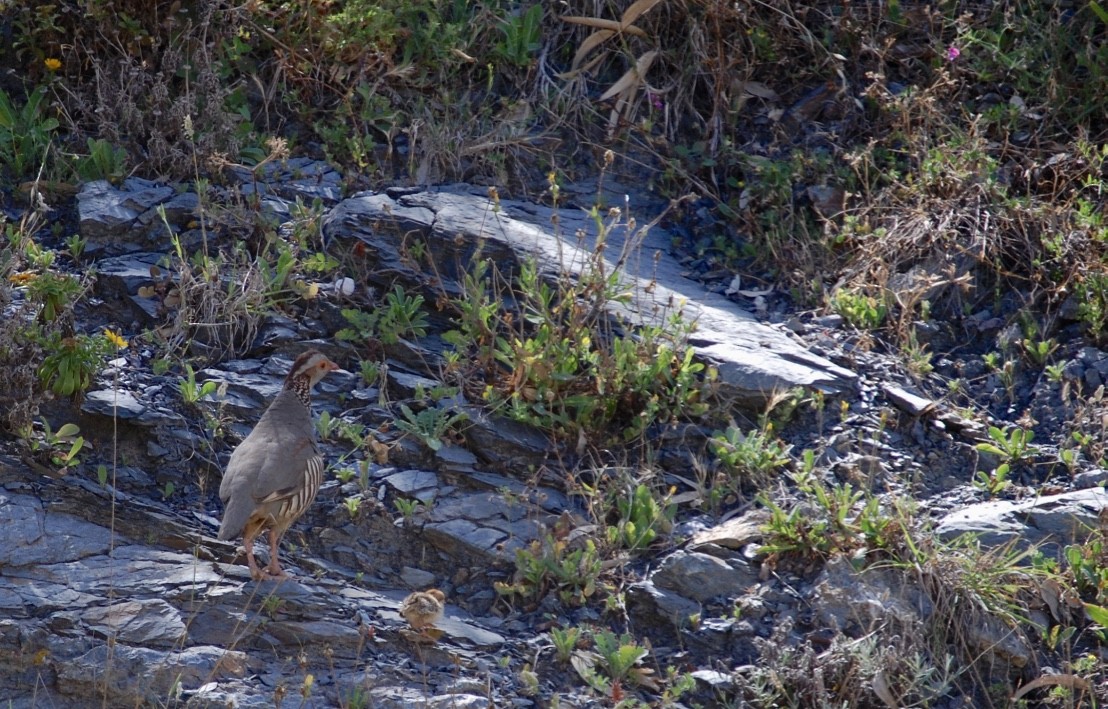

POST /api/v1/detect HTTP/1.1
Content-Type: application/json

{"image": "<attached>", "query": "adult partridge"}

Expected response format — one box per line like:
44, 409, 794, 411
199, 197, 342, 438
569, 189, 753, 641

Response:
218, 350, 340, 580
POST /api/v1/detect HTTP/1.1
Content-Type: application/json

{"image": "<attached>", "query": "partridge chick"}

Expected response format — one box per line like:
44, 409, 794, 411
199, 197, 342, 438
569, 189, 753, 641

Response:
400, 589, 446, 631
218, 350, 340, 580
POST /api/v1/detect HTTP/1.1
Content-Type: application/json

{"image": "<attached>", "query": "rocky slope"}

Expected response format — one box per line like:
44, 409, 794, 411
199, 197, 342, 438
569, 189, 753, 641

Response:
3, 166, 1107, 706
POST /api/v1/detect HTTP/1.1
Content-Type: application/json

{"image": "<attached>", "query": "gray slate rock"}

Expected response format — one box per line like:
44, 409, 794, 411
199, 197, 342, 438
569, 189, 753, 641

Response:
94, 251, 166, 298
935, 488, 1108, 554
650, 550, 759, 602
82, 599, 186, 647
323, 186, 857, 409
56, 644, 246, 705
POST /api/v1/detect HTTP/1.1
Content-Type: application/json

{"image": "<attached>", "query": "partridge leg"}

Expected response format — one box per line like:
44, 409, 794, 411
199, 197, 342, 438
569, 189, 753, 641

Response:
243, 527, 266, 581
265, 528, 288, 578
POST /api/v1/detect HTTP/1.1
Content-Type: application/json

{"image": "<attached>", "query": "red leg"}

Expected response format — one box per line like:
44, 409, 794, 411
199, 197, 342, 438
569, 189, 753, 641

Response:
243, 527, 265, 581
265, 528, 288, 578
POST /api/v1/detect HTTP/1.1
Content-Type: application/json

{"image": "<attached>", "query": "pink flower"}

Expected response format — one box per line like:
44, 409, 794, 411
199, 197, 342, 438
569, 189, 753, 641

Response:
648, 92, 664, 111
946, 45, 960, 62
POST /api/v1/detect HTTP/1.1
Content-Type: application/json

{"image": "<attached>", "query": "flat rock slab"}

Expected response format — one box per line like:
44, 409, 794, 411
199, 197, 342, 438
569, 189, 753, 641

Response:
935, 488, 1108, 553
324, 185, 856, 407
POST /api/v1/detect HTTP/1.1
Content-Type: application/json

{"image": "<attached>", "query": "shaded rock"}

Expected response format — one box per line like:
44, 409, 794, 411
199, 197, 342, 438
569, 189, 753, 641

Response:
424, 519, 508, 562
400, 566, 437, 588
650, 550, 758, 602
0, 493, 113, 567
387, 369, 441, 398
626, 580, 699, 629
463, 470, 572, 514
82, 599, 186, 647
157, 191, 200, 223
0, 578, 102, 616
935, 488, 1108, 554
8, 544, 225, 595
689, 509, 769, 551
436, 443, 478, 472
811, 556, 930, 633
384, 469, 441, 498
1073, 469, 1108, 489
94, 252, 167, 298
264, 619, 364, 656
691, 668, 735, 693
81, 389, 147, 420
56, 644, 246, 704
78, 180, 142, 241
461, 406, 553, 472
227, 157, 343, 205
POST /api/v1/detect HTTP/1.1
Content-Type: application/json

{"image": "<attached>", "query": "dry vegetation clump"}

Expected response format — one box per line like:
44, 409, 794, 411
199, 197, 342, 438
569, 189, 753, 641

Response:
550, 0, 1108, 341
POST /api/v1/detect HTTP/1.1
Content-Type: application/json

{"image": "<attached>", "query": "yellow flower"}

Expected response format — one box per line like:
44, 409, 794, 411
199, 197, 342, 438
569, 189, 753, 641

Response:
104, 328, 128, 349
9, 271, 37, 285
44, 58, 62, 72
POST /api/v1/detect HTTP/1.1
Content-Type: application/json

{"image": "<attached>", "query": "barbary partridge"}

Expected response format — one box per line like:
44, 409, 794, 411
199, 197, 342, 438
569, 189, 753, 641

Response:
400, 589, 446, 631
218, 350, 340, 580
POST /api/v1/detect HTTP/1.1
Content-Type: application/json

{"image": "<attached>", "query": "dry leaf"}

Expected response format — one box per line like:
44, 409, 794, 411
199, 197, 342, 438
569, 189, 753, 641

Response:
599, 50, 657, 102
137, 285, 156, 298
450, 48, 476, 63
568, 29, 615, 73
557, 52, 606, 81
366, 436, 390, 465
872, 671, 898, 708
569, 650, 600, 684
740, 81, 779, 101
560, 16, 648, 36
619, 0, 664, 26
1011, 674, 1091, 701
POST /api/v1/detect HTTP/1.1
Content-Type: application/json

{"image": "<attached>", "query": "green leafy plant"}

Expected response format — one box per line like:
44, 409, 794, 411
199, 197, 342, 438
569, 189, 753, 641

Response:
178, 363, 219, 405
64, 234, 87, 264
315, 410, 339, 441
22, 419, 86, 472
394, 404, 468, 452
444, 204, 710, 443
550, 625, 582, 664
1045, 362, 1066, 382
495, 533, 603, 608
605, 483, 675, 552
337, 285, 430, 347
973, 462, 1012, 497
494, 4, 543, 67
709, 424, 792, 485
759, 467, 900, 560
357, 360, 380, 387
37, 331, 113, 399
0, 85, 59, 179
393, 497, 425, 524
76, 137, 127, 183
571, 629, 653, 696
1064, 532, 1108, 607
975, 425, 1034, 465
1021, 337, 1057, 366
27, 271, 81, 323
830, 289, 887, 330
